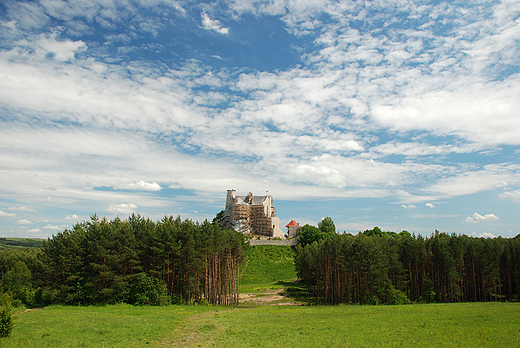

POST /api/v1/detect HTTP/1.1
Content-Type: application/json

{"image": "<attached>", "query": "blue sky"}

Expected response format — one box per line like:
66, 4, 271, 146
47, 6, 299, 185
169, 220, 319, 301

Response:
1, 0, 519, 238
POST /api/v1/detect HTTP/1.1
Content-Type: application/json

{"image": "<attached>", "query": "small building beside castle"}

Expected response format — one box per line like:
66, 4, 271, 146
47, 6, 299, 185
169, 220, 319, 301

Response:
220, 189, 284, 238
285, 220, 300, 238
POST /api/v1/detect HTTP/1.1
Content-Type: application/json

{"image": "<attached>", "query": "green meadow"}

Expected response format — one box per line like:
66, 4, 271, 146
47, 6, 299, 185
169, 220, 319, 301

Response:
2, 245, 520, 347
5, 302, 520, 347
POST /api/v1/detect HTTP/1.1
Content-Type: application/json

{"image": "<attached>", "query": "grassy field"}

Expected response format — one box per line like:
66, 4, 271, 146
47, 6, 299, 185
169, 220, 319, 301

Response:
210, 302, 520, 347
3, 302, 520, 347
5, 304, 208, 347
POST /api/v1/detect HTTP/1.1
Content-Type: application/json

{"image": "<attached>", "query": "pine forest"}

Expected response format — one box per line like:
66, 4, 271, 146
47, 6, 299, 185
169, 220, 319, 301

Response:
295, 227, 520, 305
1, 214, 245, 307
1, 217, 520, 307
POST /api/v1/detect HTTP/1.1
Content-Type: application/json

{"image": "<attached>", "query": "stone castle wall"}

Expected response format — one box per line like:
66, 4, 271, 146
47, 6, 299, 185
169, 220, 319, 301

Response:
248, 239, 298, 246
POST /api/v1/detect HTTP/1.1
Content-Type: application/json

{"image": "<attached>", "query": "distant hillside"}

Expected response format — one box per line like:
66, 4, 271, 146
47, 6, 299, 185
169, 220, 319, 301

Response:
241, 245, 297, 286
0, 237, 44, 249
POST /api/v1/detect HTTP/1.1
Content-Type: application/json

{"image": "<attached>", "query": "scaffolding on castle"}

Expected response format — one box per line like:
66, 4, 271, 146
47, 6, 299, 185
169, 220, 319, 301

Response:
232, 199, 276, 236
222, 190, 283, 238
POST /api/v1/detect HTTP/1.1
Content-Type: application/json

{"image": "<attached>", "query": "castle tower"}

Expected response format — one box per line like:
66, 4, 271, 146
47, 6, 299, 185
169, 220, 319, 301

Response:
220, 189, 236, 231
285, 220, 300, 238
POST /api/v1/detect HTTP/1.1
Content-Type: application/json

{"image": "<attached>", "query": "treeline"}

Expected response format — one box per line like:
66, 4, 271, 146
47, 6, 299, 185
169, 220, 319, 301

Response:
295, 226, 520, 305
0, 238, 43, 248
1, 214, 246, 307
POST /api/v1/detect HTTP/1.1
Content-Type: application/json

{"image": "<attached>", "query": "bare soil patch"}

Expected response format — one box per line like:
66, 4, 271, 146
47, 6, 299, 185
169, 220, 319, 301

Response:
239, 287, 299, 306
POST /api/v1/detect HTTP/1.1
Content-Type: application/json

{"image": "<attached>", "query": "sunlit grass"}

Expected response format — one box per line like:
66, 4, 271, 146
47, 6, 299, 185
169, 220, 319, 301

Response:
3, 302, 519, 347
210, 302, 520, 347
6, 304, 214, 347
240, 245, 297, 291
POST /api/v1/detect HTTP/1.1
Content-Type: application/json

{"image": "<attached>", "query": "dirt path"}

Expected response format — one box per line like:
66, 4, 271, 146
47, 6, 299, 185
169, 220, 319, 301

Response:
158, 310, 221, 348
239, 287, 298, 306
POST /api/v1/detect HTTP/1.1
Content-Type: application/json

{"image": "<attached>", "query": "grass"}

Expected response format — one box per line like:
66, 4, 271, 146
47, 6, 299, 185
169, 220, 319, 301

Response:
2, 302, 519, 347
210, 302, 520, 347
240, 245, 297, 291
4, 304, 216, 347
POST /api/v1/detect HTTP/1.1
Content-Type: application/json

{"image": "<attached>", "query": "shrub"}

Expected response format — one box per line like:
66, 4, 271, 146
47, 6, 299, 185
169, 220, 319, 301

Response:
385, 286, 411, 305
0, 304, 13, 338
171, 294, 183, 305
129, 273, 170, 306
365, 295, 380, 305
198, 297, 210, 306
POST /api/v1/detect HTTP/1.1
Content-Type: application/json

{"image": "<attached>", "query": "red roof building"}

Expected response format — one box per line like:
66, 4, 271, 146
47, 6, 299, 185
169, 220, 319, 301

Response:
285, 220, 300, 238
285, 220, 298, 227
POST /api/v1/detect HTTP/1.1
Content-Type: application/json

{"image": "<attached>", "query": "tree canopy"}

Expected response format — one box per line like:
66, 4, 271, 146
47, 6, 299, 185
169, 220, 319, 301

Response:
318, 217, 336, 234
1, 214, 246, 307
295, 227, 520, 305
298, 217, 337, 247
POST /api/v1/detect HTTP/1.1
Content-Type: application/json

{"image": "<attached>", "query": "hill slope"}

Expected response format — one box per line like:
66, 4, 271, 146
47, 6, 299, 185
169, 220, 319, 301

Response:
240, 245, 297, 286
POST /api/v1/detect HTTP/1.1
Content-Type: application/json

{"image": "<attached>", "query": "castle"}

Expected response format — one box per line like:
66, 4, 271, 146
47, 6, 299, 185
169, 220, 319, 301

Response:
220, 190, 285, 238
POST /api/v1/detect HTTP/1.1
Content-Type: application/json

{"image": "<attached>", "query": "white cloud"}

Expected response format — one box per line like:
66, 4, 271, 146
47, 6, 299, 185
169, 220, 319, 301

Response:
230, 0, 286, 16
401, 204, 417, 209
0, 210, 16, 217
201, 13, 229, 35
395, 190, 439, 205
116, 181, 161, 191
16, 219, 33, 225
472, 232, 496, 238
2, 1, 50, 32
465, 213, 499, 224
107, 203, 137, 215
35, 30, 87, 62
27, 228, 41, 233
369, 142, 482, 159
370, 81, 520, 146
499, 189, 520, 201
65, 214, 79, 220
482, 232, 496, 238
7, 206, 37, 212
43, 224, 62, 230
281, 154, 415, 190
426, 203, 435, 208
423, 165, 519, 198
